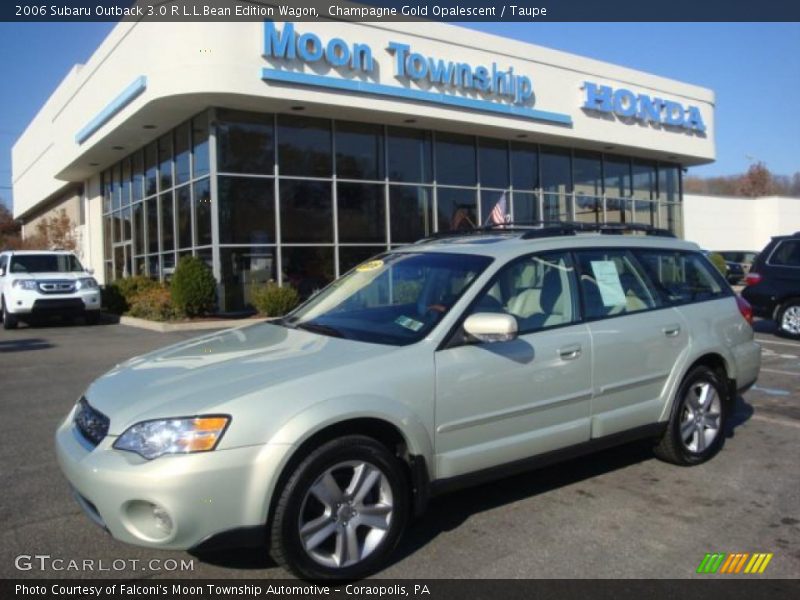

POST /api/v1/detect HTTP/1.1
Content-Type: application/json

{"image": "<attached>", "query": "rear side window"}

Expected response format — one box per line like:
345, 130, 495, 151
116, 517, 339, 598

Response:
574, 249, 661, 319
768, 240, 800, 267
636, 250, 729, 305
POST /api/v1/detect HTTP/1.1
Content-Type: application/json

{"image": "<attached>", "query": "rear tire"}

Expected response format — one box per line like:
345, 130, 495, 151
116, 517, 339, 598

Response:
654, 366, 727, 466
2, 299, 18, 330
269, 435, 409, 580
777, 299, 800, 339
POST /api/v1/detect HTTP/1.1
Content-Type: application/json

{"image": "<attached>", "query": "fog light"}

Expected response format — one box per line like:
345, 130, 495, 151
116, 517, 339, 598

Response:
152, 505, 173, 534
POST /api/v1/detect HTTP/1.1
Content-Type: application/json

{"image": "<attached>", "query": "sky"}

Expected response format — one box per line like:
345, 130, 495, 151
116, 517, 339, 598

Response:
1, 21, 798, 210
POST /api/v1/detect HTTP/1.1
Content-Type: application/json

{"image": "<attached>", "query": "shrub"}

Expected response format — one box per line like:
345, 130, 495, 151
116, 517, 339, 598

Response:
101, 284, 127, 315
102, 276, 160, 315
251, 281, 299, 317
170, 256, 217, 317
127, 286, 180, 322
707, 252, 728, 277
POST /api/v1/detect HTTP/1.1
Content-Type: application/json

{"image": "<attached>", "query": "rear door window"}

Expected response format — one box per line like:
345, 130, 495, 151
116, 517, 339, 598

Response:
636, 250, 729, 305
574, 249, 661, 319
768, 240, 800, 267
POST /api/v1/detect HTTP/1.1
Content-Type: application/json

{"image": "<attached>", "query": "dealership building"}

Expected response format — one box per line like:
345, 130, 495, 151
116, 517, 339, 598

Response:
12, 19, 715, 311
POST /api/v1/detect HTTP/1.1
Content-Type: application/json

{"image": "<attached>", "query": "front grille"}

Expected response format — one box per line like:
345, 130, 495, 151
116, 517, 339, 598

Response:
74, 397, 110, 447
32, 298, 84, 312
38, 280, 76, 294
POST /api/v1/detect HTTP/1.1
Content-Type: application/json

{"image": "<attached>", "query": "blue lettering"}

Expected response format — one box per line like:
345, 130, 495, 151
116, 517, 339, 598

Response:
612, 88, 637, 117
297, 32, 323, 62
263, 21, 295, 59
387, 42, 410, 78
474, 66, 489, 92
662, 101, 685, 126
407, 53, 428, 79
517, 76, 533, 104
583, 82, 613, 112
455, 64, 473, 88
428, 58, 456, 85
352, 43, 373, 71
637, 95, 663, 123
325, 38, 350, 67
686, 106, 706, 132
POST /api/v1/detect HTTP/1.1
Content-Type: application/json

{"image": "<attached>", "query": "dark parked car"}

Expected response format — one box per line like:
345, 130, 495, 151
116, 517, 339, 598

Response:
742, 234, 800, 337
724, 260, 745, 285
718, 251, 758, 276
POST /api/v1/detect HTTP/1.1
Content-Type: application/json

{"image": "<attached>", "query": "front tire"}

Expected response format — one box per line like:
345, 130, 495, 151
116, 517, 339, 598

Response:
2, 299, 18, 330
654, 366, 727, 466
777, 299, 800, 339
85, 311, 101, 325
270, 435, 409, 580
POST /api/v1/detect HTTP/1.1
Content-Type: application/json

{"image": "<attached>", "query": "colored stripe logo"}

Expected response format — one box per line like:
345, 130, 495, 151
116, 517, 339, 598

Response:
697, 552, 773, 574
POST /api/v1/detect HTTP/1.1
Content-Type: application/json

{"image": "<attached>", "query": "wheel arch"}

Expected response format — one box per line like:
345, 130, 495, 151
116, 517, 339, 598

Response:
262, 405, 434, 532
661, 351, 735, 422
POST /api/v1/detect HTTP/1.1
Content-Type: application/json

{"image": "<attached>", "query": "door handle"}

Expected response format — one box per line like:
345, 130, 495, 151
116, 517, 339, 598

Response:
662, 325, 681, 337
558, 344, 582, 360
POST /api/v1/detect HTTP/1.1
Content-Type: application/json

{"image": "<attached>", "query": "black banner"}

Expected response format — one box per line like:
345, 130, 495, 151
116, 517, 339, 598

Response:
3, 0, 800, 22
3, 579, 800, 600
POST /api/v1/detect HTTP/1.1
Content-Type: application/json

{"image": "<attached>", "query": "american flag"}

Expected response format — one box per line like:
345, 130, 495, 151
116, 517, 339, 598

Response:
486, 192, 510, 226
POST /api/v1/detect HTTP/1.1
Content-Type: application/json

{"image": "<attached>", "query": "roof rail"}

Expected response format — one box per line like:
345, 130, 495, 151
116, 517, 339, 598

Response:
414, 220, 676, 243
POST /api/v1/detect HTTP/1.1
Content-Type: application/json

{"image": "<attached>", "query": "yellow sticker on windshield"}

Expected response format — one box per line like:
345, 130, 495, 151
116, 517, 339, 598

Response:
356, 260, 384, 272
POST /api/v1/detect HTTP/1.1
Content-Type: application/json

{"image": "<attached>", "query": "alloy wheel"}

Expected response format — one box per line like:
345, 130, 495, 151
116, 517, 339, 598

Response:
781, 305, 800, 335
679, 381, 721, 453
298, 460, 393, 568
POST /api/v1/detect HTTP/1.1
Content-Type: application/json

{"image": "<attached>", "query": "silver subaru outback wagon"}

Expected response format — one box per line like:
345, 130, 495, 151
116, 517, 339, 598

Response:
55, 225, 761, 579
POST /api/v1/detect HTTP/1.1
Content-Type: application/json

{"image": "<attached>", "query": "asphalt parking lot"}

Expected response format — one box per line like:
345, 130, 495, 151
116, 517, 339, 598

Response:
0, 319, 798, 580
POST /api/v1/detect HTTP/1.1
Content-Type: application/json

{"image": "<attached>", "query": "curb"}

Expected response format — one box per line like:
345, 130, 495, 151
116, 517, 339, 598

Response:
118, 315, 267, 333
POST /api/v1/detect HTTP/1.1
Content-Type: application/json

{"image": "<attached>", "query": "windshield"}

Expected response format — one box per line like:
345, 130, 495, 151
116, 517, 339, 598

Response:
10, 254, 84, 274
282, 252, 493, 346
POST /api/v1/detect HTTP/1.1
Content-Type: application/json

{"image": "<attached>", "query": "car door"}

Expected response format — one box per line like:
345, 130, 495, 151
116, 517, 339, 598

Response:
573, 248, 690, 438
434, 251, 593, 479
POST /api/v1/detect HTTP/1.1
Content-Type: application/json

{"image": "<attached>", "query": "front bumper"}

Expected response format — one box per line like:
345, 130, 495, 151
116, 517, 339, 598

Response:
55, 410, 291, 550
6, 289, 100, 315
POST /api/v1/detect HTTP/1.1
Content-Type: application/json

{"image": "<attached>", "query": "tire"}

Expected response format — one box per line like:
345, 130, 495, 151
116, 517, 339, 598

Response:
270, 435, 409, 580
776, 299, 800, 339
85, 311, 101, 326
2, 299, 18, 330
654, 366, 728, 466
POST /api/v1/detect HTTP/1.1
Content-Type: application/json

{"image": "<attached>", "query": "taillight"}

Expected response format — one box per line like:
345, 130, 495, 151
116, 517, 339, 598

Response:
745, 272, 762, 286
736, 295, 753, 325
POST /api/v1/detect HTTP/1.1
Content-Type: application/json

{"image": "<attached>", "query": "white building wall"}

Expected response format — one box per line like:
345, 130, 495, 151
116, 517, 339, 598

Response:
684, 194, 800, 251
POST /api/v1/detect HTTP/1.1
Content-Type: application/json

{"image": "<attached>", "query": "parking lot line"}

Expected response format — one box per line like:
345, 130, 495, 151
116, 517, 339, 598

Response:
760, 367, 800, 377
750, 414, 800, 429
755, 337, 800, 348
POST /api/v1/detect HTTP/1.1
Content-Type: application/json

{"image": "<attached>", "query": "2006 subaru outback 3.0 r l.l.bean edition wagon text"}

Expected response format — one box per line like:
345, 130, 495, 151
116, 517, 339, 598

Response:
56, 224, 761, 580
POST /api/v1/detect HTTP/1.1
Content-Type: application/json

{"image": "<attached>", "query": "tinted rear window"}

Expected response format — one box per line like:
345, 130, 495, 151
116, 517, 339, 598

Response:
768, 240, 800, 267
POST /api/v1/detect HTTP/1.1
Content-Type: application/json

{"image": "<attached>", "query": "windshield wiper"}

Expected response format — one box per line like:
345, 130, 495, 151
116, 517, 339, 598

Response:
296, 321, 345, 338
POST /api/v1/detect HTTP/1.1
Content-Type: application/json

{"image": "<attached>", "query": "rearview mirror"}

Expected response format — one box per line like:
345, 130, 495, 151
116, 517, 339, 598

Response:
463, 313, 518, 343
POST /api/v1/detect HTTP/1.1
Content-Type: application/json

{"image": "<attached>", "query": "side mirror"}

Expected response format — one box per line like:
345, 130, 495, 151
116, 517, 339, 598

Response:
0, 267, 5, 277
87, 268, 95, 275
463, 312, 518, 343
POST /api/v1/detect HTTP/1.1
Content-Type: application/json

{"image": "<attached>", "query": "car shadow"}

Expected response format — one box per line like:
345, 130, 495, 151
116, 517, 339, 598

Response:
9, 313, 120, 329
0, 338, 53, 352
193, 395, 756, 576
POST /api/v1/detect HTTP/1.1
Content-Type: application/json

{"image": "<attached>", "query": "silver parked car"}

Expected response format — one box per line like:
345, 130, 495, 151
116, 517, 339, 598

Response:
55, 225, 761, 579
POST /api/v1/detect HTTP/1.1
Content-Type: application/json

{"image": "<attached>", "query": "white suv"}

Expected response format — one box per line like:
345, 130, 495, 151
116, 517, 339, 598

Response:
0, 250, 101, 329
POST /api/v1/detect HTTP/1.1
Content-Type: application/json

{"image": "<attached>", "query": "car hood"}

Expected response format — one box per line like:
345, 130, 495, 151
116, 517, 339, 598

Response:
85, 322, 398, 435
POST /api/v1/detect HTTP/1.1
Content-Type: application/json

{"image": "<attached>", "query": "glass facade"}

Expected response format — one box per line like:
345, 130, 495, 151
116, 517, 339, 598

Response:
102, 109, 683, 312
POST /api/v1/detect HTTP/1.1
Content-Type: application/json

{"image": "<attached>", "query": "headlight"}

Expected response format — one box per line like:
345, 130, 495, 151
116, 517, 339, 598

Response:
113, 416, 230, 460
75, 277, 98, 290
12, 279, 37, 290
